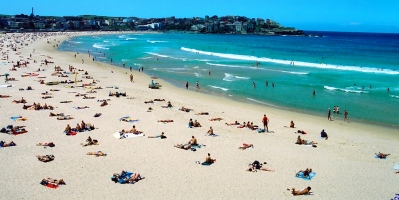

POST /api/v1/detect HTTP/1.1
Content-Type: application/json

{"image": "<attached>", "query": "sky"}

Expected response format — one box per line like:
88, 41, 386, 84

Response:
1, 0, 398, 33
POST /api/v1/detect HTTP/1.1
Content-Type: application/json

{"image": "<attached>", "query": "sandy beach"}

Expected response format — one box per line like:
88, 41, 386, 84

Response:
0, 32, 398, 199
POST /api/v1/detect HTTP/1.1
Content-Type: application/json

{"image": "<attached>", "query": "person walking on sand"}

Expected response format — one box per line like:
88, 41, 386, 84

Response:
130, 66, 132, 72
327, 108, 332, 121
129, 74, 134, 82
344, 110, 349, 122
196, 81, 200, 92
262, 114, 269, 132
185, 81, 189, 89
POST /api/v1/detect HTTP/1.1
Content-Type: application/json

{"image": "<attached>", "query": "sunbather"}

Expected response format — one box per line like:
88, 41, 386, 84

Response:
87, 151, 107, 157
36, 142, 55, 147
296, 168, 312, 178
174, 143, 191, 150
57, 115, 73, 120
237, 122, 246, 128
290, 187, 312, 196
180, 106, 192, 112
41, 178, 66, 185
94, 113, 102, 117
161, 101, 173, 108
0, 141, 16, 147
50, 112, 64, 117
209, 117, 223, 121
148, 132, 167, 139
376, 152, 390, 159
285, 121, 295, 128
158, 119, 174, 123
126, 173, 143, 183
239, 143, 254, 150
207, 126, 214, 135
226, 121, 240, 126
82, 136, 98, 146
204, 153, 216, 164
60, 101, 72, 103
193, 120, 201, 127
196, 112, 209, 115
144, 100, 154, 104
247, 164, 274, 172
83, 96, 96, 99
36, 155, 55, 162
64, 124, 71, 133
100, 100, 108, 107
127, 125, 142, 134
295, 130, 307, 134
188, 136, 198, 145
320, 129, 328, 140
76, 106, 89, 109
154, 99, 165, 101
0, 95, 11, 98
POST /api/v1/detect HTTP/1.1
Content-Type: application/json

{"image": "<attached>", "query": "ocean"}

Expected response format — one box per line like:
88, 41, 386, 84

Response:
59, 31, 399, 127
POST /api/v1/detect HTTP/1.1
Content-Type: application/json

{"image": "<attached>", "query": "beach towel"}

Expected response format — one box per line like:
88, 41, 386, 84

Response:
393, 164, 399, 170
10, 116, 22, 121
113, 132, 144, 139
0, 84, 15, 88
12, 130, 27, 135
296, 172, 316, 180
201, 162, 214, 166
120, 116, 139, 123
205, 134, 219, 137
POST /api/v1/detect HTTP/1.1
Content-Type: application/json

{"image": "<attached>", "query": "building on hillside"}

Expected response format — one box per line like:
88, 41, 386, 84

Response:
233, 21, 242, 33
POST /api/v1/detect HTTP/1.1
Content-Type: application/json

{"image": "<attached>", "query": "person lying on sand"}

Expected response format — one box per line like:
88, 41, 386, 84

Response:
57, 115, 73, 120
60, 101, 72, 103
247, 163, 274, 172
0, 94, 11, 98
124, 125, 142, 135
180, 106, 193, 112
248, 122, 259, 130
289, 187, 312, 196
36, 142, 55, 147
94, 113, 102, 117
76, 106, 89, 109
296, 168, 312, 178
154, 99, 165, 101
49, 112, 64, 117
144, 100, 154, 104
12, 97, 27, 104
97, 99, 110, 102
239, 143, 254, 150
50, 89, 60, 92
295, 130, 307, 134
87, 151, 107, 157
237, 122, 247, 128
36, 155, 55, 162
41, 178, 66, 185
148, 132, 167, 139
75, 93, 86, 97
100, 100, 108, 107
284, 121, 295, 128
196, 112, 209, 115
158, 119, 174, 123
296, 136, 317, 147
376, 152, 390, 159
226, 121, 240, 126
111, 171, 143, 184
126, 173, 143, 184
174, 143, 191, 150
209, 117, 223, 121
206, 127, 215, 135
83, 96, 96, 99
188, 136, 198, 145
0, 141, 16, 147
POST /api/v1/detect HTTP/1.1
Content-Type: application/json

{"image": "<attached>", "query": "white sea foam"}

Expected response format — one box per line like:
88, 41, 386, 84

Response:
207, 62, 308, 75
193, 66, 200, 69
126, 38, 137, 40
235, 76, 250, 80
140, 57, 153, 60
246, 98, 277, 107
92, 44, 109, 50
69, 41, 81, 44
209, 85, 229, 91
147, 52, 169, 58
390, 95, 399, 99
223, 73, 234, 82
324, 86, 368, 93
194, 72, 201, 77
182, 47, 399, 75
147, 40, 168, 43
118, 35, 126, 38
122, 59, 129, 62
103, 40, 110, 43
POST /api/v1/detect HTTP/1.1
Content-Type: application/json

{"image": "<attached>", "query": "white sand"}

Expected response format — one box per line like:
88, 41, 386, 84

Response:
0, 32, 398, 199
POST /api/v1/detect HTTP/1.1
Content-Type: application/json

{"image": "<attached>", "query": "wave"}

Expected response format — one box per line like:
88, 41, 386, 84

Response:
118, 35, 126, 38
194, 72, 201, 77
390, 95, 399, 99
209, 85, 229, 91
147, 40, 168, 43
223, 73, 250, 82
206, 62, 308, 75
182, 47, 399, 75
140, 57, 153, 60
92, 44, 109, 50
103, 40, 110, 43
126, 38, 137, 40
69, 41, 81, 44
122, 59, 129, 62
324, 86, 368, 93
147, 52, 170, 58
246, 98, 278, 107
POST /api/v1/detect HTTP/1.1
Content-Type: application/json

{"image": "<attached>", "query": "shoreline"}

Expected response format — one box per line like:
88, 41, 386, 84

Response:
60, 34, 399, 129
1, 32, 398, 199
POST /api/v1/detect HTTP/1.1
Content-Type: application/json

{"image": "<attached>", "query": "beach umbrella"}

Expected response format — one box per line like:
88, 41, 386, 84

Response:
4, 73, 9, 77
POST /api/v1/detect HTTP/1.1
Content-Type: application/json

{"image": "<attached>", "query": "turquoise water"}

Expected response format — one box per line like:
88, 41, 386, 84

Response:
59, 32, 399, 127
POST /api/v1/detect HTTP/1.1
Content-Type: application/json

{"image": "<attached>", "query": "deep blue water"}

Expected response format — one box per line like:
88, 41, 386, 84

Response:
59, 31, 399, 127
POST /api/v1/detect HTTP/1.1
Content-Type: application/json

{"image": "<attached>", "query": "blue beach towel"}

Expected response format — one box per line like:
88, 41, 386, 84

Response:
10, 116, 22, 121
296, 172, 316, 180
205, 134, 219, 137
201, 162, 213, 166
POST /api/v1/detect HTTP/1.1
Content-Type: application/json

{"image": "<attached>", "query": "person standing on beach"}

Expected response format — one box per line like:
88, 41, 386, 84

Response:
262, 114, 269, 132
196, 81, 200, 92
130, 74, 134, 82
141, 66, 144, 72
130, 66, 132, 72
344, 110, 349, 121
327, 108, 332, 121
186, 81, 189, 89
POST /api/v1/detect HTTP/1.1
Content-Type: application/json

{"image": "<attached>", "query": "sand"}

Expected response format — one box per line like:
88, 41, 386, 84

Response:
0, 32, 398, 200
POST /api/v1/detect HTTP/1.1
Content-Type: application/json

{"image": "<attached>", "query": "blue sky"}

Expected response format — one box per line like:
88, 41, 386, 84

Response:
1, 0, 398, 33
